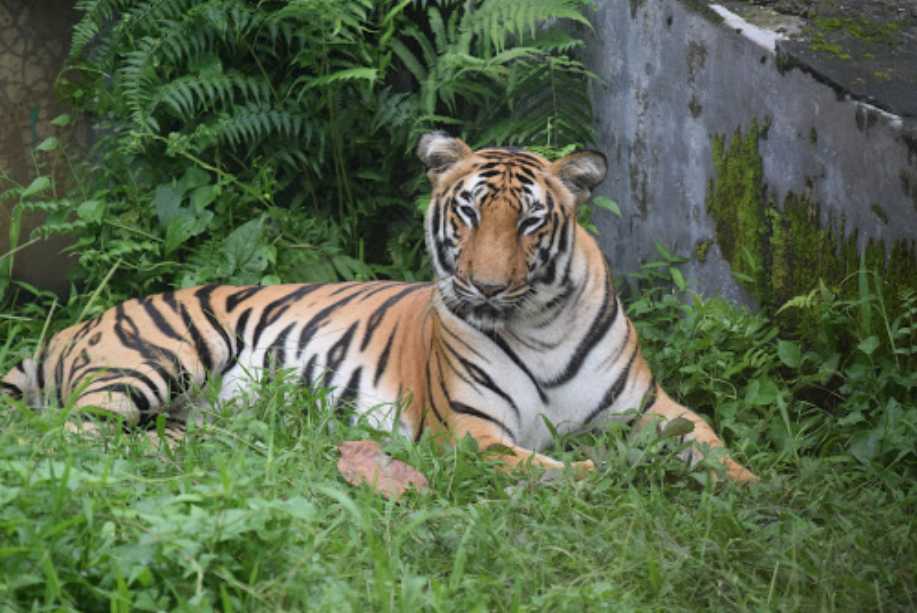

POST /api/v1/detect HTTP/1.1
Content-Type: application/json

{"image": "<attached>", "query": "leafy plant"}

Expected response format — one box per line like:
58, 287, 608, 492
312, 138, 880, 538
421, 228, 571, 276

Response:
627, 245, 917, 474
34, 0, 594, 298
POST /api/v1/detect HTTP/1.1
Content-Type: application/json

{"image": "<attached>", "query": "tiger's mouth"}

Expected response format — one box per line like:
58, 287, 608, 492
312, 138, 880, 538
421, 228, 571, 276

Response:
438, 278, 529, 330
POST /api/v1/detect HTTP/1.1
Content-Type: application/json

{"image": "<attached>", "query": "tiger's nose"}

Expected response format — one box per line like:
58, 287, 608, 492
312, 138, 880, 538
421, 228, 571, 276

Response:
472, 281, 508, 297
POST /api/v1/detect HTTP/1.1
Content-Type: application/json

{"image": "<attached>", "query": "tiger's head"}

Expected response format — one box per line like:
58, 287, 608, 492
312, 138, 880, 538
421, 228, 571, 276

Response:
418, 132, 607, 331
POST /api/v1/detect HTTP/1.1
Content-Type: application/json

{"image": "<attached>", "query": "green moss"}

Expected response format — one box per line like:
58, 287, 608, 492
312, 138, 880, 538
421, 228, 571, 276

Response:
694, 239, 713, 263
706, 119, 769, 301
705, 123, 917, 320
871, 203, 889, 225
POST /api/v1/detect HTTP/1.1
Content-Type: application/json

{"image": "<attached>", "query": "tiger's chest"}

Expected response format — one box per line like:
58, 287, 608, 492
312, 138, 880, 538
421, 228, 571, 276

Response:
442, 300, 647, 452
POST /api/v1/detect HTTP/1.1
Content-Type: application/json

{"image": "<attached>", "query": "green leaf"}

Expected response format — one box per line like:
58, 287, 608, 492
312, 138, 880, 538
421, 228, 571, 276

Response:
777, 340, 802, 368
670, 268, 686, 291
76, 200, 106, 223
21, 176, 51, 200
36, 137, 60, 152
50, 114, 72, 127
190, 185, 220, 213
659, 416, 694, 439
164, 211, 213, 254
179, 166, 211, 192
745, 378, 780, 406
592, 195, 621, 218
857, 336, 880, 356
153, 184, 186, 226
224, 217, 274, 277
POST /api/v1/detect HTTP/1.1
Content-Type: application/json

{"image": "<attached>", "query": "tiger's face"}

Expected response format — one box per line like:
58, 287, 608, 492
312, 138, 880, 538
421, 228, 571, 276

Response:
418, 133, 607, 330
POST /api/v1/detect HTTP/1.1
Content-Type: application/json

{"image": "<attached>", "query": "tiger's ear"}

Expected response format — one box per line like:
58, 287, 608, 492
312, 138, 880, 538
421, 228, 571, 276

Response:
417, 131, 472, 181
551, 150, 608, 204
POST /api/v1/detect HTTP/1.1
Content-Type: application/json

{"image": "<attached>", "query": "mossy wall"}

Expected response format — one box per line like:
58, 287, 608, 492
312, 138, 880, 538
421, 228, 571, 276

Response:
706, 123, 917, 316
586, 0, 917, 309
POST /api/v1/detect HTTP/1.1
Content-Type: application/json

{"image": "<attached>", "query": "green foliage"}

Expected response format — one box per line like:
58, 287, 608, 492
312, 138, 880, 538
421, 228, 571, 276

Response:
1, 371, 915, 610
3, 0, 595, 318
628, 245, 917, 474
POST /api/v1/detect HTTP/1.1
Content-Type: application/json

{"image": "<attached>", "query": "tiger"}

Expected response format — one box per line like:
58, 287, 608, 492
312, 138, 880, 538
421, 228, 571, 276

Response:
1, 132, 757, 482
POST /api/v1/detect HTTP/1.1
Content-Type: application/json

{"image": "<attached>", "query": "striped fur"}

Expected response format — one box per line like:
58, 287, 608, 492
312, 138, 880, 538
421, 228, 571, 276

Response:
1, 134, 756, 482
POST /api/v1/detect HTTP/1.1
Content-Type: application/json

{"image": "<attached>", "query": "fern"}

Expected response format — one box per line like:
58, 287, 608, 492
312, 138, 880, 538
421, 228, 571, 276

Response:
47, 0, 597, 301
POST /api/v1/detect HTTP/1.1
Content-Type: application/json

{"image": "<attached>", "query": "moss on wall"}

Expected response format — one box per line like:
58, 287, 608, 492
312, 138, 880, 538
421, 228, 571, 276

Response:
705, 122, 917, 320
706, 119, 769, 300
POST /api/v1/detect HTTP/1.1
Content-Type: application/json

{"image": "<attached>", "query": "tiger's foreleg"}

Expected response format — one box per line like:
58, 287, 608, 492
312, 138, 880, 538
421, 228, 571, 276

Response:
636, 387, 758, 483
450, 415, 595, 478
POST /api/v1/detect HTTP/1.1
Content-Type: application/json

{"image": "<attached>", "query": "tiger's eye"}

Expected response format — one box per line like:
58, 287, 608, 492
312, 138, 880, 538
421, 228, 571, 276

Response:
518, 216, 543, 235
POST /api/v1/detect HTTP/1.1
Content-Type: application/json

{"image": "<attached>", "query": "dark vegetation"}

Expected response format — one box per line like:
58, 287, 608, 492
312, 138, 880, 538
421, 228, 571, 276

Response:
0, 0, 914, 610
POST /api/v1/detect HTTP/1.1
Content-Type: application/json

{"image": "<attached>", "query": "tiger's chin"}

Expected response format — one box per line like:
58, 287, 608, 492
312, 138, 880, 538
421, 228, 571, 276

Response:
438, 291, 516, 332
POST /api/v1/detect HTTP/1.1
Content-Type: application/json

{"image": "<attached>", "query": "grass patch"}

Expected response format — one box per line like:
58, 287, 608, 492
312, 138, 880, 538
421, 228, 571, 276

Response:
1, 373, 914, 611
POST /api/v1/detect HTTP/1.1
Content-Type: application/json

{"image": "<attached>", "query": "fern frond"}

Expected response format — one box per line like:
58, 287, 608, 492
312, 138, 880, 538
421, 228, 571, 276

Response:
69, 0, 135, 59
156, 73, 272, 119
211, 106, 315, 151
461, 0, 592, 52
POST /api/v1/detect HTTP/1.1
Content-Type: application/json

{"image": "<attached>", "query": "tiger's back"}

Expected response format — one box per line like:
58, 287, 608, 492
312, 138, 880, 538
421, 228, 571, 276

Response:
3, 282, 436, 435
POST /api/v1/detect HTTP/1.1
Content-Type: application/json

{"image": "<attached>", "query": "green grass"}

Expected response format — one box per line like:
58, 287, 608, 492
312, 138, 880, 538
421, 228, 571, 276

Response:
1, 376, 914, 612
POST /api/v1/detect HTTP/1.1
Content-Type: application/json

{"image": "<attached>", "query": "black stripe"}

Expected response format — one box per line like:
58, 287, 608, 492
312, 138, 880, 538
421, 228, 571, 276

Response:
263, 322, 296, 370
35, 347, 47, 391
358, 281, 404, 302
322, 322, 358, 388
1, 381, 22, 399
449, 400, 515, 441
334, 367, 362, 413
67, 349, 92, 390
294, 288, 366, 359
225, 286, 264, 312
329, 282, 360, 296
14, 361, 25, 373
302, 354, 318, 386
161, 291, 180, 315
443, 343, 520, 421
546, 280, 619, 388
414, 410, 426, 442
583, 345, 639, 426
83, 383, 152, 425
195, 285, 233, 366
81, 366, 164, 403
360, 284, 424, 351
142, 359, 184, 400
557, 213, 570, 254
251, 285, 322, 350
221, 307, 252, 375
112, 305, 191, 394
140, 297, 183, 341
54, 352, 65, 407
373, 324, 398, 387
484, 331, 547, 402
436, 345, 479, 393
178, 302, 213, 372
424, 360, 446, 426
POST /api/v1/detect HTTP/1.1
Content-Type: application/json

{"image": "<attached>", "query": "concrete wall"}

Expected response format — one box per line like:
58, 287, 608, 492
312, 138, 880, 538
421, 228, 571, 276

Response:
0, 0, 81, 294
585, 0, 917, 304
